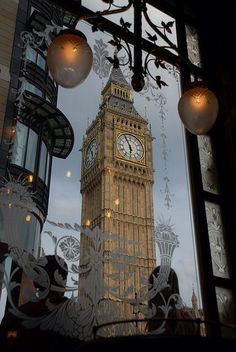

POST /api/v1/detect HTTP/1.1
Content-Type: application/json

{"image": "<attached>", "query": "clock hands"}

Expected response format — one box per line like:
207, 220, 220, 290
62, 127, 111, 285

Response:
124, 135, 133, 158
118, 134, 143, 161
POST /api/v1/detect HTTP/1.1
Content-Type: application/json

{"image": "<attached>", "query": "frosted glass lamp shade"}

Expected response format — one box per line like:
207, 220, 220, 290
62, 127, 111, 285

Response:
47, 29, 93, 88
178, 84, 219, 135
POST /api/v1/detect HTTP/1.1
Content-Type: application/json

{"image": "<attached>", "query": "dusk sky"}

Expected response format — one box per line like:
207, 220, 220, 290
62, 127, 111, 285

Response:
42, 7, 201, 308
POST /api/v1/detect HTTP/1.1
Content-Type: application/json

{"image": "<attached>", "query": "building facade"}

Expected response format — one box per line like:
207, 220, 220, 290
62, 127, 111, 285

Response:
0, 0, 74, 311
0, 0, 74, 256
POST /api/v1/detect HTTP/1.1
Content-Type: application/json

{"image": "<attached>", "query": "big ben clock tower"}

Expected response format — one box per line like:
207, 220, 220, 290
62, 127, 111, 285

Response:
80, 67, 156, 313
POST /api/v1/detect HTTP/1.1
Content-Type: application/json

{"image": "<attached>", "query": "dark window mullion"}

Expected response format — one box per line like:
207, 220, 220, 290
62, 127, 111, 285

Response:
175, 0, 221, 335
203, 191, 222, 204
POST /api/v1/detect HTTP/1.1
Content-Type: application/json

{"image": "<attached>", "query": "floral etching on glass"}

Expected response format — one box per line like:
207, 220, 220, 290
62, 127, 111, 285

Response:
205, 202, 229, 278
198, 135, 220, 194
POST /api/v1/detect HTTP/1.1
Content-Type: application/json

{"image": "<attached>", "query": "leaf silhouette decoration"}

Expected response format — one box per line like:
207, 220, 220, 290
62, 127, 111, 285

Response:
162, 20, 174, 34
91, 22, 105, 33
155, 59, 167, 70
145, 30, 157, 42
155, 76, 168, 89
120, 17, 131, 31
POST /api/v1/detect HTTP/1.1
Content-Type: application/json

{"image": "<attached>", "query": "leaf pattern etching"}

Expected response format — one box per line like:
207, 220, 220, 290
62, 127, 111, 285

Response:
1, 214, 198, 342
216, 287, 236, 335
93, 39, 112, 79
205, 202, 229, 278
185, 24, 201, 67
198, 135, 220, 194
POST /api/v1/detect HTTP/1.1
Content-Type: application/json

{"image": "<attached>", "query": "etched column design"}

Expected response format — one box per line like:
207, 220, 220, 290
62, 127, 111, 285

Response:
205, 201, 229, 279
215, 287, 236, 337
198, 135, 220, 194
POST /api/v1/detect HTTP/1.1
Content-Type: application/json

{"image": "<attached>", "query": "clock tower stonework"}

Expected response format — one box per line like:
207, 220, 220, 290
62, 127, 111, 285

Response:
80, 67, 156, 312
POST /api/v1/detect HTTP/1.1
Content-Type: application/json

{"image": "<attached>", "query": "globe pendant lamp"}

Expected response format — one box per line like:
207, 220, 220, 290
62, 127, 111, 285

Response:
47, 29, 93, 88
178, 82, 219, 135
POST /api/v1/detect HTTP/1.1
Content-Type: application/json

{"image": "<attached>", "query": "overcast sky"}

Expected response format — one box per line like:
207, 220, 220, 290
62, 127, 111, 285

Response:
42, 7, 201, 308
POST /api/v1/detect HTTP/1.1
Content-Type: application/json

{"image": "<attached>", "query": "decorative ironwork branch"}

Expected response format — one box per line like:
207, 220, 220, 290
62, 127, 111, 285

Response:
83, 0, 133, 22
142, 3, 198, 77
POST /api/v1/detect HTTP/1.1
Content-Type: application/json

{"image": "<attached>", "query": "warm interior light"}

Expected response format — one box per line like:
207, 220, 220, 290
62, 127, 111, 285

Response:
85, 219, 91, 226
28, 174, 33, 183
7, 330, 18, 339
114, 198, 120, 205
178, 83, 219, 135
47, 29, 93, 88
106, 210, 112, 218
66, 170, 72, 178
25, 214, 31, 222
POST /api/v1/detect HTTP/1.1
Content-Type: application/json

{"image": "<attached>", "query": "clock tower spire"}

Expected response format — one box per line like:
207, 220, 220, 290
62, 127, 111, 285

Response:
80, 66, 156, 317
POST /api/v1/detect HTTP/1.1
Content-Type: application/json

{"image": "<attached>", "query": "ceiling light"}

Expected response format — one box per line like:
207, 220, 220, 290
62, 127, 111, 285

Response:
178, 82, 219, 135
47, 29, 93, 88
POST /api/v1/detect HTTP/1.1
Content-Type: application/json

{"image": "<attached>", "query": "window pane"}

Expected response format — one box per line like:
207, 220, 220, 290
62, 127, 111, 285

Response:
39, 142, 47, 181
25, 46, 37, 63
25, 46, 46, 70
25, 129, 37, 172
37, 53, 46, 70
11, 123, 28, 167
22, 80, 43, 97
45, 154, 51, 186
43, 18, 202, 322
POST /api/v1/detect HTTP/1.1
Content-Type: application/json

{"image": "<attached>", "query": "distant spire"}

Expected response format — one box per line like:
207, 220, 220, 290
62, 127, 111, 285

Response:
191, 286, 198, 311
109, 66, 131, 88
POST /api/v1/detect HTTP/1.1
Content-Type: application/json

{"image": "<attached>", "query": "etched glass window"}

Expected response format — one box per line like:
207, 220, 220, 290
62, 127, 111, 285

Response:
40, 12, 202, 334
198, 135, 220, 194
0, 2, 206, 338
216, 287, 236, 337
21, 215, 41, 256
185, 24, 201, 67
205, 201, 229, 278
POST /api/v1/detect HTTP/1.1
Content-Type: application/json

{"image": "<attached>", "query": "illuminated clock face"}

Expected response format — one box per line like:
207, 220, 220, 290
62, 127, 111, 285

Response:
85, 138, 97, 168
117, 133, 144, 161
